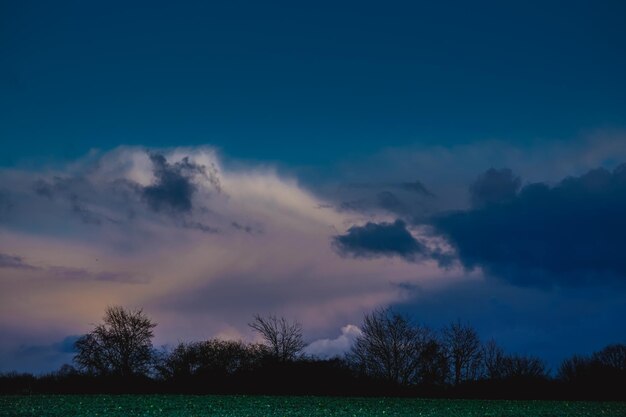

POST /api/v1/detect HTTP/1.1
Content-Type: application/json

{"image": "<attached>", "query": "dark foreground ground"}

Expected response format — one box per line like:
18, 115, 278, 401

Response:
1, 395, 625, 417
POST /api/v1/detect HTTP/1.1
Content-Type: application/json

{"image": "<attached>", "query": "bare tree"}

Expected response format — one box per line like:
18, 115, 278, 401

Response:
74, 306, 157, 377
248, 314, 306, 362
483, 339, 547, 380
558, 343, 626, 386
347, 308, 436, 385
442, 319, 483, 385
417, 337, 449, 386
502, 354, 547, 379
592, 344, 626, 372
156, 339, 269, 379
558, 354, 590, 383
483, 338, 507, 380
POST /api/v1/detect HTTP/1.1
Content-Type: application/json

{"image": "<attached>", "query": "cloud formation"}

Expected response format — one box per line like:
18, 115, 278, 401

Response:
333, 220, 427, 261
0, 253, 35, 270
305, 324, 362, 358
3, 137, 625, 373
469, 168, 521, 207
0, 252, 141, 284
0, 147, 465, 372
142, 153, 219, 213
433, 164, 626, 287
327, 132, 626, 212
0, 335, 79, 374
330, 181, 436, 218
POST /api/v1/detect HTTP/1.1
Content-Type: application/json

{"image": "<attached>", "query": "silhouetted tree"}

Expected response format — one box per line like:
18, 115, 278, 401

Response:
248, 314, 306, 361
558, 343, 626, 385
557, 354, 591, 383
56, 364, 79, 377
482, 339, 547, 380
592, 343, 626, 372
417, 337, 449, 386
507, 355, 546, 378
347, 308, 436, 385
73, 306, 156, 377
156, 339, 269, 380
483, 339, 507, 380
442, 320, 483, 385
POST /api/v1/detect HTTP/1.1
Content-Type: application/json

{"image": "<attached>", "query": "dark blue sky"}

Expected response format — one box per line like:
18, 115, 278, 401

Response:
2, 0, 625, 166
1, 1, 626, 374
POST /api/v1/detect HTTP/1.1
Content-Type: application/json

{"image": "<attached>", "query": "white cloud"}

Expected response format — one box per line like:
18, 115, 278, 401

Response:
305, 324, 362, 358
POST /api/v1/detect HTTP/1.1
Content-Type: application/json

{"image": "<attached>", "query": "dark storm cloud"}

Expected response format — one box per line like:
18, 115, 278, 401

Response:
0, 253, 35, 270
470, 168, 521, 207
142, 154, 197, 212
432, 164, 626, 287
142, 153, 220, 213
333, 219, 427, 261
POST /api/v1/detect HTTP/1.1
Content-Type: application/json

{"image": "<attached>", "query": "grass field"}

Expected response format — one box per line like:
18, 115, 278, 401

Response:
1, 395, 625, 417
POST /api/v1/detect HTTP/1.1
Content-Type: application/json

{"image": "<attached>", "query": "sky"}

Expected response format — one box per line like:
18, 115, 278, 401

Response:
1, 0, 626, 373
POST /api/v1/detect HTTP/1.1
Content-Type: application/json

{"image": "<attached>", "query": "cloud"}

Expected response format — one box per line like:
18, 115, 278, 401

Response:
4, 137, 625, 373
142, 153, 218, 213
432, 164, 626, 287
332, 219, 457, 268
47, 266, 146, 284
342, 181, 434, 197
305, 324, 362, 358
323, 131, 626, 212
0, 253, 35, 270
376, 191, 405, 213
328, 181, 436, 218
0, 335, 80, 374
0, 190, 11, 208
470, 168, 521, 207
1, 146, 469, 373
231, 221, 259, 234
181, 221, 220, 234
0, 251, 141, 284
316, 133, 626, 222
333, 219, 429, 261
32, 177, 107, 225
399, 181, 435, 197
16, 335, 79, 356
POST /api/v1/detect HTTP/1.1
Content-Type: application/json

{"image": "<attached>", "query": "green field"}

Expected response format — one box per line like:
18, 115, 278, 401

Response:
1, 395, 625, 417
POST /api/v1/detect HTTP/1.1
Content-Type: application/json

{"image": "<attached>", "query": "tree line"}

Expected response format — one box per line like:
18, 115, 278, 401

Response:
1, 306, 624, 399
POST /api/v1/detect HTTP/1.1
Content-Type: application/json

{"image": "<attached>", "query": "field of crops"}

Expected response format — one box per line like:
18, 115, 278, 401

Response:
1, 395, 625, 417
